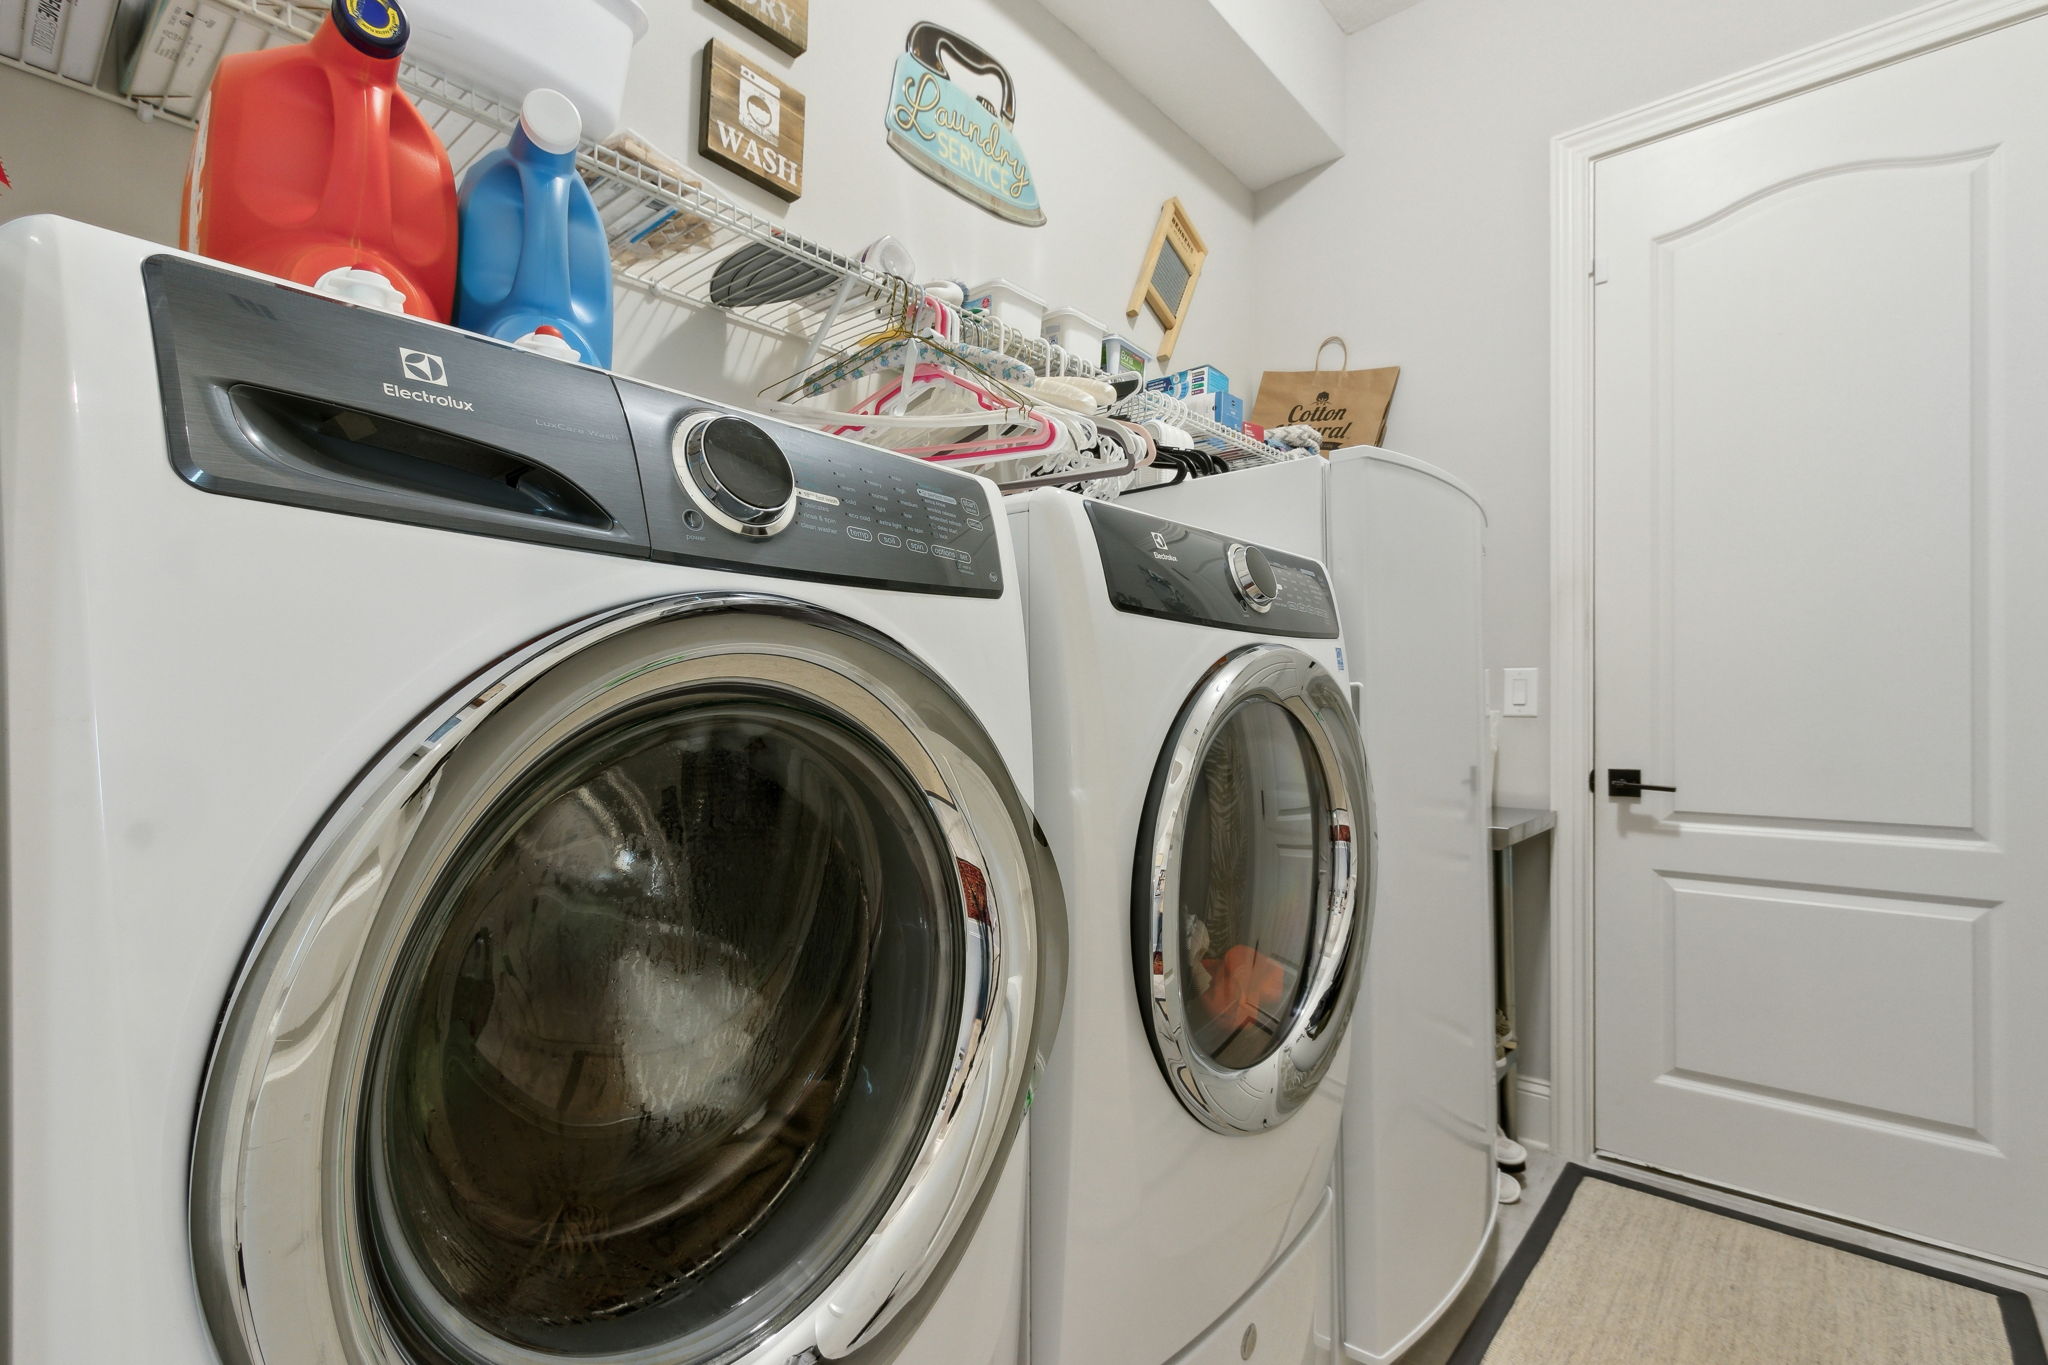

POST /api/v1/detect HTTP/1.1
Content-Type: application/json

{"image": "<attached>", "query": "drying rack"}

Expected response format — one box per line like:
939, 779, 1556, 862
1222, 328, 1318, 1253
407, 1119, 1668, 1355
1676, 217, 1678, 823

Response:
3, 0, 1303, 488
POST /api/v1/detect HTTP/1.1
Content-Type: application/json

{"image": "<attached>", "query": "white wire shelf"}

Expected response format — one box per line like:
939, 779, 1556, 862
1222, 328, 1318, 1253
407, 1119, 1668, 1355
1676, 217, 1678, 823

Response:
14, 0, 914, 361
8, 0, 1300, 483
1108, 391, 1300, 466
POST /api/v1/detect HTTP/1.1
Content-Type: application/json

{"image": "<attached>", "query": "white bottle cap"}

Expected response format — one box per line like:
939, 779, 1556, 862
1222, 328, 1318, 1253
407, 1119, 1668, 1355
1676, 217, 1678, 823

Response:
313, 266, 408, 314
513, 327, 582, 361
520, 88, 583, 155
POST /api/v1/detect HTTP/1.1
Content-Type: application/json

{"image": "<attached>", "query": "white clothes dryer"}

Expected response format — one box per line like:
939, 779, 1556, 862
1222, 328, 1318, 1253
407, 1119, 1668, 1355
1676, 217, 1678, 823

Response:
1011, 489, 1372, 1365
0, 217, 1064, 1365
1136, 452, 1496, 1364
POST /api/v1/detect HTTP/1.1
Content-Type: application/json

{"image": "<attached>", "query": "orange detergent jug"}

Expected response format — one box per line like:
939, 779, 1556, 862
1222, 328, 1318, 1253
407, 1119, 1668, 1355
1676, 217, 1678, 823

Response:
182, 0, 457, 320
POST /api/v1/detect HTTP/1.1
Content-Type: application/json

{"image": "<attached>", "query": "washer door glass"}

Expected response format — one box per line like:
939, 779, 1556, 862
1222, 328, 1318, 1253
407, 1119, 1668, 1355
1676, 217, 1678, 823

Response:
1175, 697, 1326, 1070
193, 600, 1059, 1365
364, 699, 961, 1360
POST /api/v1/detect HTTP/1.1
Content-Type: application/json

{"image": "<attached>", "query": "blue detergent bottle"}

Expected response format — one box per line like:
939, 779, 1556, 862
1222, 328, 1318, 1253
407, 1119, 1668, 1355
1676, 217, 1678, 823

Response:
456, 88, 613, 366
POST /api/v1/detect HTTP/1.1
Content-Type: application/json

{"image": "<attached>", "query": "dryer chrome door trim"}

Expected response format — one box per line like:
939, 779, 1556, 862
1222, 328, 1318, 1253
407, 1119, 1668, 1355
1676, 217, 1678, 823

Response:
191, 592, 1064, 1365
1136, 643, 1374, 1135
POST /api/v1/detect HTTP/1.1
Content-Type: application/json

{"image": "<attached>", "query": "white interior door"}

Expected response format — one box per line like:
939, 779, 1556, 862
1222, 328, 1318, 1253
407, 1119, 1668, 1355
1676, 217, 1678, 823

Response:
1591, 15, 2048, 1268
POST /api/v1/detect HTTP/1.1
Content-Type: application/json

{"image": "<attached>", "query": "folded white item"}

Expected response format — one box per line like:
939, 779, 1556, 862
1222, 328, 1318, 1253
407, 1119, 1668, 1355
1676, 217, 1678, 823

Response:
1031, 374, 1116, 411
1266, 423, 1325, 451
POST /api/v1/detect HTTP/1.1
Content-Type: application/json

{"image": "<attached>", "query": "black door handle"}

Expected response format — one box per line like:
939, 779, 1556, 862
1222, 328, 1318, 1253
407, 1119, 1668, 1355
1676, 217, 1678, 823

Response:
1608, 768, 1677, 797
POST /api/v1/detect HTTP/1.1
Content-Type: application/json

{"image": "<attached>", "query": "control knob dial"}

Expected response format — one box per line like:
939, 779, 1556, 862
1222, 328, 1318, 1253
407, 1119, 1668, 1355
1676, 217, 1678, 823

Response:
670, 411, 798, 537
1227, 542, 1279, 613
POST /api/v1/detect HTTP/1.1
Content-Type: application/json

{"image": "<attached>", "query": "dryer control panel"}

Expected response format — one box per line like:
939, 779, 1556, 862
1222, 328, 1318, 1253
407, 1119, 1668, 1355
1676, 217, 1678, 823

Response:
1086, 499, 1339, 638
143, 254, 1001, 597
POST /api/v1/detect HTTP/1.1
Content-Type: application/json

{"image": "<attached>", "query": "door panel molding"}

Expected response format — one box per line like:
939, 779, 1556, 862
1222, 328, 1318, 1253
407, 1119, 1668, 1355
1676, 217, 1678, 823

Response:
1549, 0, 2048, 1163
1652, 1072, 2002, 1151
1654, 874, 1991, 1133
1653, 154, 1993, 834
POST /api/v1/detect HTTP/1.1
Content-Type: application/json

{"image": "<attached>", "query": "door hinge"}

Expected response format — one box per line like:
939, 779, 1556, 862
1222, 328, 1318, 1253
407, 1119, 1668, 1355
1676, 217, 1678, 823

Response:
1588, 768, 1595, 793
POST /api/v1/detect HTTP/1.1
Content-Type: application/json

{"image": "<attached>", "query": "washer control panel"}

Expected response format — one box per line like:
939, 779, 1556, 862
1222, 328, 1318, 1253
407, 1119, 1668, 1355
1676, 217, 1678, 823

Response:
145, 255, 1002, 596
1086, 499, 1338, 638
619, 379, 1002, 596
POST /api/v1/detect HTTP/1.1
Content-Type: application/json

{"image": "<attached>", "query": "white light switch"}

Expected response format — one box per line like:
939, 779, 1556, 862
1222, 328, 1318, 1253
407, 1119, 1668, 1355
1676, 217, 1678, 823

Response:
1503, 668, 1540, 717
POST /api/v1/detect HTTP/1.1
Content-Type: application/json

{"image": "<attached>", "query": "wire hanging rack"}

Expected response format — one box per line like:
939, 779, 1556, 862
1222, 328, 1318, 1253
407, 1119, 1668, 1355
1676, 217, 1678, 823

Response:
5, 0, 1303, 485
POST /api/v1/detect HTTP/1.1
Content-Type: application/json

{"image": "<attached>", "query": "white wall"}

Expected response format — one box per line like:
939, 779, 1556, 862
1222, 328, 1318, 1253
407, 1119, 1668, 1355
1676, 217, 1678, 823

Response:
0, 0, 1262, 407
0, 75, 191, 242
1253, 0, 1924, 1088
1036, 0, 1346, 188
1213, 0, 1347, 139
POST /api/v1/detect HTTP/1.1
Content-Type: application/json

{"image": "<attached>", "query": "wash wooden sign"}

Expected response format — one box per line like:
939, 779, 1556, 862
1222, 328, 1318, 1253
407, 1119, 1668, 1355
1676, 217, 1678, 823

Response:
700, 40, 805, 201
885, 22, 1043, 226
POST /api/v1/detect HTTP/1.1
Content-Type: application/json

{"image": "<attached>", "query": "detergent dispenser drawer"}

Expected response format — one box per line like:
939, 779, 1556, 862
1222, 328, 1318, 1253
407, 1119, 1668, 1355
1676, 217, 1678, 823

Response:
142, 254, 650, 557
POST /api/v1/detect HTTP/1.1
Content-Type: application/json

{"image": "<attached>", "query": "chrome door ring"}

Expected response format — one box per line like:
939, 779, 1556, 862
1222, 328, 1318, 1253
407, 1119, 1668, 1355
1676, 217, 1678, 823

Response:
1136, 643, 1374, 1135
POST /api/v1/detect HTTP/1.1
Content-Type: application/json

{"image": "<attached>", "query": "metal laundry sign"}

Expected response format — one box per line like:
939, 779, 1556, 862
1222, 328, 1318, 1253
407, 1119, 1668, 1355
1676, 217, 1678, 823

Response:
885, 22, 1044, 226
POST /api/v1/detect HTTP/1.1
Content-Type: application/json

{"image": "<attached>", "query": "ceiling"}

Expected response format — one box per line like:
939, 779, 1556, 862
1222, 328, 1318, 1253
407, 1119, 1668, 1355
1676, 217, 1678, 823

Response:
1317, 0, 1427, 33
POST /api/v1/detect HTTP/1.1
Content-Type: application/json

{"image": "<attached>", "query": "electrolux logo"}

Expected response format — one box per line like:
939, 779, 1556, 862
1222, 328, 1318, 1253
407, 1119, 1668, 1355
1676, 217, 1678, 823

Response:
384, 348, 475, 411
1148, 529, 1178, 563
399, 348, 447, 385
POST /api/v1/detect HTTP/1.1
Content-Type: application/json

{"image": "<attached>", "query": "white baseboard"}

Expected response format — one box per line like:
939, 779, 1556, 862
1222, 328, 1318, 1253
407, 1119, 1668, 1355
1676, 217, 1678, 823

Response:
1515, 1077, 1552, 1151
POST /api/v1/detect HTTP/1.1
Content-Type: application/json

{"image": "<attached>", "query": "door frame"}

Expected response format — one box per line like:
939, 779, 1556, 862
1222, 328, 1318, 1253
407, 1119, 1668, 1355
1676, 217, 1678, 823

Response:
1546, 0, 2048, 1163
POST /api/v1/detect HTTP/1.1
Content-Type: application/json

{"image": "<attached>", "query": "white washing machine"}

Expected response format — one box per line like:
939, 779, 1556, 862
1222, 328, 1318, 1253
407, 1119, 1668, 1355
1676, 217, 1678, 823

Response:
1011, 489, 1371, 1365
0, 217, 1065, 1365
1136, 452, 1496, 1363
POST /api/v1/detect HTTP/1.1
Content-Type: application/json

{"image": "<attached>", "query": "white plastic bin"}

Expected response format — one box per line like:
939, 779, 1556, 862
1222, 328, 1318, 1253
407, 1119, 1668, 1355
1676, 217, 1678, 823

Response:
1040, 307, 1107, 370
964, 278, 1048, 341
407, 0, 648, 140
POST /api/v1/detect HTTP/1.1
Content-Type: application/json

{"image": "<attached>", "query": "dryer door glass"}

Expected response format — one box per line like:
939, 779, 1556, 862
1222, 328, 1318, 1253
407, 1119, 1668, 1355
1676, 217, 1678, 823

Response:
1138, 643, 1373, 1134
1176, 697, 1325, 1069
362, 699, 960, 1360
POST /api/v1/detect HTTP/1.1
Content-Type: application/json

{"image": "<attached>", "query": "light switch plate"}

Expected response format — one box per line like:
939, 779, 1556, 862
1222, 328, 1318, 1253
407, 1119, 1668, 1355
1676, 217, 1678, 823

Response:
1503, 667, 1540, 717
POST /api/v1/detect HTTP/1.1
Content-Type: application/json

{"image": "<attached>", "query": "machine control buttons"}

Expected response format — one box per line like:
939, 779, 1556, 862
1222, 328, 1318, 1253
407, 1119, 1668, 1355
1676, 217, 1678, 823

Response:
612, 375, 1003, 595
1228, 542, 1279, 613
1084, 500, 1336, 638
670, 412, 798, 538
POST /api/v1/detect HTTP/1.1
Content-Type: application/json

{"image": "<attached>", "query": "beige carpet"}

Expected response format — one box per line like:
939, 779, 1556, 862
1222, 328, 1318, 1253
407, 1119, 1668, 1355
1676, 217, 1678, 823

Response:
1459, 1171, 2037, 1365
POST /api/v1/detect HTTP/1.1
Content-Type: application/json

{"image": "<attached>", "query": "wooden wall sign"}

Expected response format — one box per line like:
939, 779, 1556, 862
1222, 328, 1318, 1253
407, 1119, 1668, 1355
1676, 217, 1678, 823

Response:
1127, 198, 1207, 363
699, 39, 805, 202
885, 22, 1043, 226
705, 0, 808, 58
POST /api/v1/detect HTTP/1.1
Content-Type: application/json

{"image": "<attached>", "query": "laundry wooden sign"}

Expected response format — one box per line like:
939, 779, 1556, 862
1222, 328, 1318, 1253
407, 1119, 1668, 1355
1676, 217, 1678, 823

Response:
885, 22, 1043, 226
699, 40, 805, 201
706, 0, 807, 57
